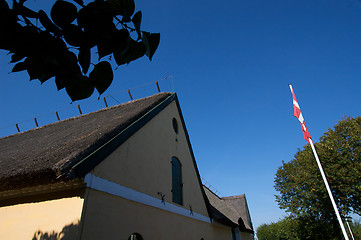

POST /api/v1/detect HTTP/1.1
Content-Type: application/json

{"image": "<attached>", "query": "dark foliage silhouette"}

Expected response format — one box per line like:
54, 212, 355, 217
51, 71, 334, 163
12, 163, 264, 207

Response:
1, 0, 160, 101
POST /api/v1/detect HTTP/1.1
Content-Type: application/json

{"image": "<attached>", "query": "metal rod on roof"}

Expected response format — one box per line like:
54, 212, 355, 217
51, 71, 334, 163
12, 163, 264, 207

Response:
78, 105, 83, 115
34, 118, 39, 127
15, 124, 20, 132
156, 81, 161, 92
103, 97, 108, 108
128, 89, 133, 100
56, 111, 60, 121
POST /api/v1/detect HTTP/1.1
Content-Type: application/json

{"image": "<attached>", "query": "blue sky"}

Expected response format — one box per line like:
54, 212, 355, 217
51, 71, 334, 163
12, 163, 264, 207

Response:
1, 0, 361, 233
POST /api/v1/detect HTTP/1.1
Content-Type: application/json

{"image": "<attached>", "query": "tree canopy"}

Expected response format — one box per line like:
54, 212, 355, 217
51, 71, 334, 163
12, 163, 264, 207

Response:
256, 216, 361, 240
0, 0, 160, 101
274, 116, 361, 237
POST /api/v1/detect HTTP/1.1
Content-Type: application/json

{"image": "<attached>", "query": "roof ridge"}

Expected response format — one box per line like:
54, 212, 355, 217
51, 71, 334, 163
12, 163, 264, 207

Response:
222, 194, 245, 199
0, 92, 172, 141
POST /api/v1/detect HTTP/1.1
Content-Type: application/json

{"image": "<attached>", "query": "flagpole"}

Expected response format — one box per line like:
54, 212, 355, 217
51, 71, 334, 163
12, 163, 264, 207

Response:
289, 84, 349, 240
346, 220, 355, 240
308, 138, 349, 240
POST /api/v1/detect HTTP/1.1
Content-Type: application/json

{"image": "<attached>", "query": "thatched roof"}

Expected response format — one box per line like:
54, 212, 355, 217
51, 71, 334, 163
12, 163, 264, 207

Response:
0, 92, 172, 192
203, 186, 254, 233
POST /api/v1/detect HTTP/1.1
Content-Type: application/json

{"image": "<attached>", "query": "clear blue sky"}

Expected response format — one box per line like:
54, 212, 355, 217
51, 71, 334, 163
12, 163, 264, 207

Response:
1, 0, 361, 233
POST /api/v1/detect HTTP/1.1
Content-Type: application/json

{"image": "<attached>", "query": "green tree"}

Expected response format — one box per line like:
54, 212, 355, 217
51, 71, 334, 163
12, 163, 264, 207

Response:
256, 218, 299, 240
274, 116, 361, 238
0, 0, 160, 101
256, 216, 361, 240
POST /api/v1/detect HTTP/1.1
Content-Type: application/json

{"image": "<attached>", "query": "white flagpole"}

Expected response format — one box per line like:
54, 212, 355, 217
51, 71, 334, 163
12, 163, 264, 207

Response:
289, 84, 349, 240
346, 220, 355, 240
308, 135, 349, 240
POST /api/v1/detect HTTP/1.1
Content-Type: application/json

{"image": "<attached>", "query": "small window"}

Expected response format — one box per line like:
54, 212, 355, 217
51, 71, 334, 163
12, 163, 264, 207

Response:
128, 233, 143, 240
171, 157, 183, 205
172, 118, 178, 134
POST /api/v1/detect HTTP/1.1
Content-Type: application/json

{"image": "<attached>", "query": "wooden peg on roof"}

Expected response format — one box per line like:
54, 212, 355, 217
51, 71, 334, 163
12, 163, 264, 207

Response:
128, 89, 133, 100
78, 105, 82, 115
34, 118, 39, 127
156, 81, 161, 92
56, 111, 60, 121
103, 97, 108, 108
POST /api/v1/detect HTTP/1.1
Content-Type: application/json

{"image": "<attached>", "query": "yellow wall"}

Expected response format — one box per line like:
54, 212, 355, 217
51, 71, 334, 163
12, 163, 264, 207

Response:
240, 232, 254, 240
0, 197, 83, 240
93, 101, 209, 216
80, 189, 231, 240
81, 101, 233, 239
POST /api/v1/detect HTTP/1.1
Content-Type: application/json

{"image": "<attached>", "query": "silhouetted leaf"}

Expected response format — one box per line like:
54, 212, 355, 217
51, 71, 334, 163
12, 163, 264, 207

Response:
57, 51, 82, 79
38, 71, 55, 84
11, 61, 27, 72
107, 0, 135, 20
52, 36, 68, 55
66, 74, 94, 101
0, 6, 18, 31
25, 57, 43, 80
13, 1, 38, 18
97, 38, 113, 59
73, 0, 84, 6
24, 55, 58, 83
10, 53, 26, 63
76, 6, 88, 29
114, 38, 145, 65
51, 0, 77, 28
62, 24, 84, 46
14, 26, 41, 55
90, 61, 113, 95
0, 20, 21, 51
142, 32, 160, 61
0, 0, 9, 12
55, 75, 66, 90
78, 47, 90, 74
3, 0, 160, 101
111, 28, 129, 49
132, 11, 141, 40
38, 10, 62, 36
37, 30, 55, 52
77, 1, 113, 32
111, 28, 129, 59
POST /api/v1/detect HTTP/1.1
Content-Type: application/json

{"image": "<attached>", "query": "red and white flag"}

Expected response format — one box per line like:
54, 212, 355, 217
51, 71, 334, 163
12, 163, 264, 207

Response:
289, 84, 312, 143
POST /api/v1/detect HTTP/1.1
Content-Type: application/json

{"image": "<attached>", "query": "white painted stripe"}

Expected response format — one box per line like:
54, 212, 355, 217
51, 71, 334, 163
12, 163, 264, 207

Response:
84, 173, 212, 223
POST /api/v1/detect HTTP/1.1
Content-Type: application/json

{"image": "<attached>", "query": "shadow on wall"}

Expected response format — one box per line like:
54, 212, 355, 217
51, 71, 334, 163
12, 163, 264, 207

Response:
32, 221, 79, 240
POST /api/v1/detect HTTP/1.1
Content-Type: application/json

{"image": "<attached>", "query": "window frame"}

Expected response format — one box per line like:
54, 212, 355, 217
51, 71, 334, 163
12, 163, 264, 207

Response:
171, 156, 183, 205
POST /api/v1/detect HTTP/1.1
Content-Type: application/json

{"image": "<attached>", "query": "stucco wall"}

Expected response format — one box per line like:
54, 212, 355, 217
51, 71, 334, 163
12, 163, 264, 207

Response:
80, 189, 231, 240
81, 100, 233, 239
0, 197, 83, 240
93, 101, 208, 216
240, 232, 254, 240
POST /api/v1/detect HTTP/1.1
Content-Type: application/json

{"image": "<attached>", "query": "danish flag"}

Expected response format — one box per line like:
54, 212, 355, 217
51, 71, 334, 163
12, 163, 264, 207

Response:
289, 84, 312, 143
